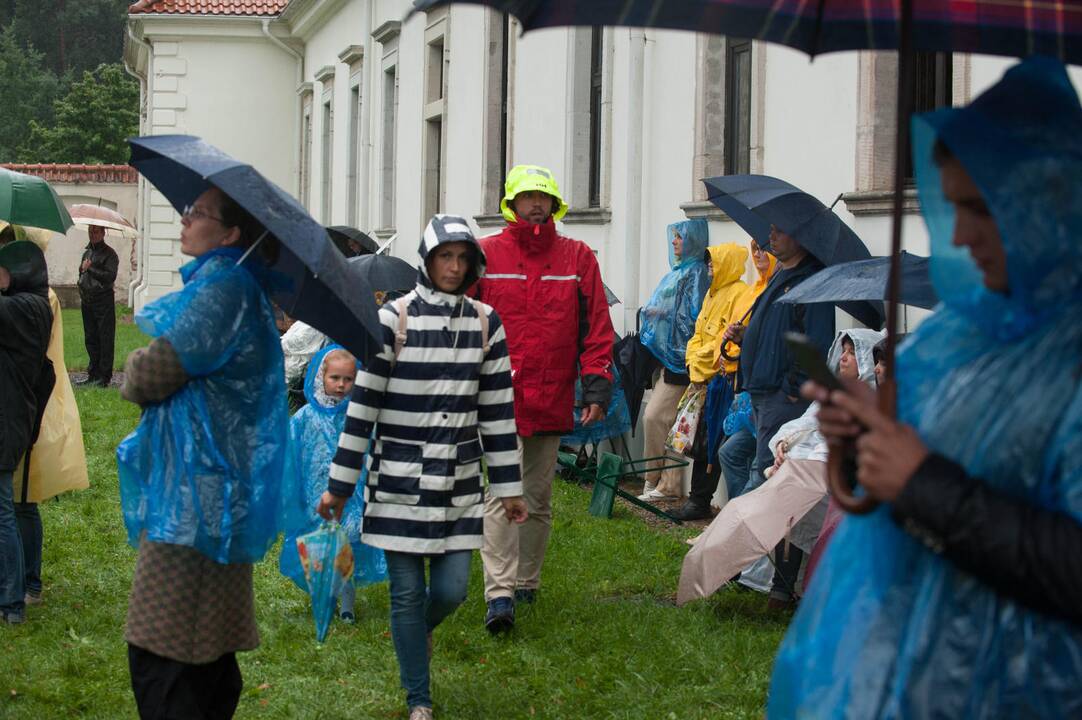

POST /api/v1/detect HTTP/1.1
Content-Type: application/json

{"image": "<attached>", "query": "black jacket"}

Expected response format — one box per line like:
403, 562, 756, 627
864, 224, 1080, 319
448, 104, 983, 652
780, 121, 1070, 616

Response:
78, 241, 118, 299
893, 453, 1082, 627
738, 254, 836, 396
0, 241, 53, 472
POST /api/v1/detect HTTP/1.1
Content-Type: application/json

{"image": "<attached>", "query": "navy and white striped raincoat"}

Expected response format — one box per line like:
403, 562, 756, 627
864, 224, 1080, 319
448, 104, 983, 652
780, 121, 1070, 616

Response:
327, 215, 522, 554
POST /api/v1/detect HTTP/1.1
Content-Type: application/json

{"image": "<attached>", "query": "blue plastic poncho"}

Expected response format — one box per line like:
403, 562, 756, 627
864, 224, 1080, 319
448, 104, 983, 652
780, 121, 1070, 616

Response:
769, 56, 1082, 718
561, 364, 632, 446
639, 219, 710, 373
116, 247, 290, 564
279, 345, 387, 590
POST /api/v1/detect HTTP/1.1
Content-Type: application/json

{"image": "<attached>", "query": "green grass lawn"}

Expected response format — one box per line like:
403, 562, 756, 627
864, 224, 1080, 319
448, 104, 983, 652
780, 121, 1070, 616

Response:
61, 305, 148, 373
4, 316, 785, 719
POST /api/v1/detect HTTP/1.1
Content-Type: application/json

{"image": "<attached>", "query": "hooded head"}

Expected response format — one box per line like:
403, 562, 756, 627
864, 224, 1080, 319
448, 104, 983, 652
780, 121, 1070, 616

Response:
0, 240, 49, 298
417, 214, 487, 295
912, 56, 1082, 341
826, 327, 883, 387
304, 344, 359, 412
706, 243, 748, 294
667, 219, 709, 269
500, 164, 569, 224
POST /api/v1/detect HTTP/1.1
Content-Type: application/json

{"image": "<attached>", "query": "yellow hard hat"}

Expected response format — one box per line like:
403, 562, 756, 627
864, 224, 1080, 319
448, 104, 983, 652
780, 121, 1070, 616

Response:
500, 164, 568, 223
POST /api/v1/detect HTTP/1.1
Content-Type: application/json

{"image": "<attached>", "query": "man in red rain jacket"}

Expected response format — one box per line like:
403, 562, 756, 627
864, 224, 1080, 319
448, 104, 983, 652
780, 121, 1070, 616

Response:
477, 165, 614, 633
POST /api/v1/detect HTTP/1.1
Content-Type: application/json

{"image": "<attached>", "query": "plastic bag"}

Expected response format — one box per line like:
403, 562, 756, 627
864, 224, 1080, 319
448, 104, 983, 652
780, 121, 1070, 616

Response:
666, 385, 705, 456
296, 522, 354, 642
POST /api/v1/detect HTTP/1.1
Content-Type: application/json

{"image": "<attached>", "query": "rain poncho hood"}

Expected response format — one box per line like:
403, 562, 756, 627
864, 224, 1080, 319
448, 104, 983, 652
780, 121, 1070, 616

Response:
279, 345, 386, 589
686, 243, 748, 383
0, 240, 48, 298
770, 56, 1082, 718
640, 219, 710, 373
719, 249, 777, 372
116, 247, 291, 564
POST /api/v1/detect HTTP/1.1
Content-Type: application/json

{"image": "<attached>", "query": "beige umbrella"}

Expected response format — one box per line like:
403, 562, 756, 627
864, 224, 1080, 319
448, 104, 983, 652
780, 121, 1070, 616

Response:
677, 458, 828, 606
68, 203, 137, 236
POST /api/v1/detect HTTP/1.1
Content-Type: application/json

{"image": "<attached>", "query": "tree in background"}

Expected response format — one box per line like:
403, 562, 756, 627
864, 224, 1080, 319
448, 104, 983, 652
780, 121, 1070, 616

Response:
19, 63, 139, 164
7, 0, 127, 76
0, 26, 59, 161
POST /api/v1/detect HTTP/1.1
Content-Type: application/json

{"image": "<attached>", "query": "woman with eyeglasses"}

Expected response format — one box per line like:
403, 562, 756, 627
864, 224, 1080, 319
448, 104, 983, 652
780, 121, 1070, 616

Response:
117, 186, 291, 719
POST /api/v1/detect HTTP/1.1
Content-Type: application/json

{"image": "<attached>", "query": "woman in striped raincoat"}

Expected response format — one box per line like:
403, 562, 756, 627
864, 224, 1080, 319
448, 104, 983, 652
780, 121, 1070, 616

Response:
318, 214, 526, 720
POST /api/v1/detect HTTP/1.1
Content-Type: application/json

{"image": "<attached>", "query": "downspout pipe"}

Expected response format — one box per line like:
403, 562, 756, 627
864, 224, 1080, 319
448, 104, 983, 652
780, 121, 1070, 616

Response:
125, 24, 152, 308
623, 30, 646, 334
262, 18, 304, 198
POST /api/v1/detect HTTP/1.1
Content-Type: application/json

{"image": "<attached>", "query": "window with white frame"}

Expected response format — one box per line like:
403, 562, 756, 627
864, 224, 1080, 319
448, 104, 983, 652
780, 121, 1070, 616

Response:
340, 45, 365, 228
423, 9, 448, 225
373, 21, 401, 233
564, 27, 611, 219
683, 36, 765, 217
480, 10, 512, 218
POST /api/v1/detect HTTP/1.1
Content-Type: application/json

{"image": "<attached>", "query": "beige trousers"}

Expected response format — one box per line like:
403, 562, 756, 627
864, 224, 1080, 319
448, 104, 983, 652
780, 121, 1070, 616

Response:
482, 434, 562, 600
641, 375, 687, 496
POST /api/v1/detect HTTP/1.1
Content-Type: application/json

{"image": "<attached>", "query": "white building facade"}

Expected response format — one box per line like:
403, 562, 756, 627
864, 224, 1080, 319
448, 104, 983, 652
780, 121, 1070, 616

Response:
125, 0, 1077, 333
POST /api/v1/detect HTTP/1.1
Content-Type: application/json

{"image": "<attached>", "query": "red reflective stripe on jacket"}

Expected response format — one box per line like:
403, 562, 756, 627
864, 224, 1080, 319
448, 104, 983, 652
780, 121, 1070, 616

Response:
477, 219, 614, 436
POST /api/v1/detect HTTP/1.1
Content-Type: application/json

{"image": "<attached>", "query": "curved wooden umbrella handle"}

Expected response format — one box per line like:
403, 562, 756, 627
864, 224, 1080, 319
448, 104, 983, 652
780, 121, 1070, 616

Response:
718, 341, 740, 363
826, 378, 895, 515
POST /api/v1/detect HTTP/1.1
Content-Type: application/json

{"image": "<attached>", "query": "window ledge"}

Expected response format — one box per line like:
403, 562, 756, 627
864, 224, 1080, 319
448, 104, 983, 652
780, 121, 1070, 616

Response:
562, 207, 612, 225
680, 200, 731, 221
473, 213, 505, 229
842, 188, 921, 216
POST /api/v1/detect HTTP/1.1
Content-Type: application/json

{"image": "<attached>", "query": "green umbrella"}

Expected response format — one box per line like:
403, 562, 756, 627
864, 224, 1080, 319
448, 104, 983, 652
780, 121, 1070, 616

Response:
0, 167, 74, 233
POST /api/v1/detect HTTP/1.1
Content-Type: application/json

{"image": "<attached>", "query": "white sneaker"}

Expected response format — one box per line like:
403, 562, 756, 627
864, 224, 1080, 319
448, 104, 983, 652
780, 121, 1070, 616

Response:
642, 488, 670, 500
409, 707, 434, 720
636, 482, 658, 501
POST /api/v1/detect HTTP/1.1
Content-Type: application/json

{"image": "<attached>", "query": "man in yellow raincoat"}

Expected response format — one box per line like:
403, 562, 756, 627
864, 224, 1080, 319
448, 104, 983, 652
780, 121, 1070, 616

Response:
3, 223, 90, 607
670, 243, 749, 520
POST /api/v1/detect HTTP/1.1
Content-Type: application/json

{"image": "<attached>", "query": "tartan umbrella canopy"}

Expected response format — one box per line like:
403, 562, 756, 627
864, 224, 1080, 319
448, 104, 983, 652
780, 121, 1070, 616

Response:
412, 0, 1082, 513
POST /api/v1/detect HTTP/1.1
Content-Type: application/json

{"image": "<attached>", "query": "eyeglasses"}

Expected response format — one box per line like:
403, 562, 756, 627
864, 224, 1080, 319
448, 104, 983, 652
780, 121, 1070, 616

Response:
182, 205, 225, 224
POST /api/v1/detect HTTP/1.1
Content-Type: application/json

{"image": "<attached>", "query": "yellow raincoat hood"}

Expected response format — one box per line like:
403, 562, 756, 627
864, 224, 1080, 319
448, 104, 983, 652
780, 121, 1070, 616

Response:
719, 248, 778, 372
685, 243, 749, 383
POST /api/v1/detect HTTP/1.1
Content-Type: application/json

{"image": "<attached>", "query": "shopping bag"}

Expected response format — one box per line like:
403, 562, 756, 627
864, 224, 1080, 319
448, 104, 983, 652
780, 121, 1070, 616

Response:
666, 385, 705, 456
296, 522, 354, 642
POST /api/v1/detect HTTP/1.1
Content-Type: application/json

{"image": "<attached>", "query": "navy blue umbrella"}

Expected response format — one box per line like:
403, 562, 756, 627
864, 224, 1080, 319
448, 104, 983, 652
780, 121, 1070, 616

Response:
347, 253, 416, 294
128, 135, 382, 363
704, 174, 883, 328
777, 251, 938, 311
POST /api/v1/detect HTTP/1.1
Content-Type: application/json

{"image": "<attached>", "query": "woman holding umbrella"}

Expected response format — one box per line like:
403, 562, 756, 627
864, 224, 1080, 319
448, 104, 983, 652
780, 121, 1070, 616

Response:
117, 186, 291, 719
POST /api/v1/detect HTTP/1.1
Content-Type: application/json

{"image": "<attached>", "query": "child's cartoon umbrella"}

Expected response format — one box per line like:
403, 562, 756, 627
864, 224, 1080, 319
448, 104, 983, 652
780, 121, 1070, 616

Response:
296, 522, 354, 642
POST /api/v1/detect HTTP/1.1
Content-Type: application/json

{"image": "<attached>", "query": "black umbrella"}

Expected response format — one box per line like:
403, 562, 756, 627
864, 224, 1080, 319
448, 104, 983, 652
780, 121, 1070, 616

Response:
128, 135, 382, 364
704, 174, 882, 328
777, 251, 938, 312
348, 253, 417, 294
327, 225, 377, 257
612, 310, 659, 434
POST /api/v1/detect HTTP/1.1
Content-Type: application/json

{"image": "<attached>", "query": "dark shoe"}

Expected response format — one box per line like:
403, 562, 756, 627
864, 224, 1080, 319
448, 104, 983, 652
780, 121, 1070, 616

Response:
669, 501, 713, 521
2, 611, 25, 625
484, 597, 514, 634
767, 596, 798, 613
513, 588, 537, 604
339, 610, 355, 624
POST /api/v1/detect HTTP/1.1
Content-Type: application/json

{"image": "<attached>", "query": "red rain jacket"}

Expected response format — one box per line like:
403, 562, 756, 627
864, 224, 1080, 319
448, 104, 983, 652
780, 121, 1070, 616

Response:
476, 218, 614, 437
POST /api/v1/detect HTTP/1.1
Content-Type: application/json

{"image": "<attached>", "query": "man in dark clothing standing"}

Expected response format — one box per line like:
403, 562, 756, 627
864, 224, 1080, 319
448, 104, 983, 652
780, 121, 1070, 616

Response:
724, 225, 834, 605
0, 241, 53, 625
77, 225, 119, 387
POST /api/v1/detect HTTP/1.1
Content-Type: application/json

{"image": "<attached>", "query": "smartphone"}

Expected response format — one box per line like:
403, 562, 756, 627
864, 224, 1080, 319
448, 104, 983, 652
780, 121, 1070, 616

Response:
785, 332, 842, 391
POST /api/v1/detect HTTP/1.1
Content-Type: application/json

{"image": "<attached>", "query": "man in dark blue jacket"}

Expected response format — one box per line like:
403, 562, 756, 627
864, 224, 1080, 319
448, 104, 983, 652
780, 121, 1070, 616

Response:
725, 225, 834, 605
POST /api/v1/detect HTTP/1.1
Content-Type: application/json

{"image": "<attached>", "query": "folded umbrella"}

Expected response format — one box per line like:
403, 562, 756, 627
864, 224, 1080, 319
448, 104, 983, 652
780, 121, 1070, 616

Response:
612, 310, 658, 434
68, 203, 138, 237
296, 522, 354, 642
777, 251, 938, 311
128, 135, 382, 364
677, 457, 828, 605
704, 174, 882, 328
0, 167, 73, 234
327, 225, 377, 256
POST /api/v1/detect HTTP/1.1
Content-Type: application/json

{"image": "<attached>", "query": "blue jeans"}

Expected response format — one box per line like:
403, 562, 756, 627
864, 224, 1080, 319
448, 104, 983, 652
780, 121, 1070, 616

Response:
15, 503, 42, 596
718, 429, 757, 500
385, 550, 471, 709
0, 471, 25, 616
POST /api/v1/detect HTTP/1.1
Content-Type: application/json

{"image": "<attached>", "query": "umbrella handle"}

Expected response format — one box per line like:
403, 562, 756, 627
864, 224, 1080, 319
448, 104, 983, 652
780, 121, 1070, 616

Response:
827, 378, 895, 515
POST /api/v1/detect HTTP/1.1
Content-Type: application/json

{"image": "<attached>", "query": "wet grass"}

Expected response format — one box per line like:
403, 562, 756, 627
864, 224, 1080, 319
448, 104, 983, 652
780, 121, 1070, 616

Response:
61, 305, 148, 373
4, 319, 784, 719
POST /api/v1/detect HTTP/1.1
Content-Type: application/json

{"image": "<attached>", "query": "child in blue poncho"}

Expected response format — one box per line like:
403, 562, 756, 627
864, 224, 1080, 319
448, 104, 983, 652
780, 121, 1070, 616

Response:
280, 345, 387, 622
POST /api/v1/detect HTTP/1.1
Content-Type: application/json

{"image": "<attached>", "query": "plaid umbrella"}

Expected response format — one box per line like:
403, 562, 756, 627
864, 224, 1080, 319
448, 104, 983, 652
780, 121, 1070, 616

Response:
412, 0, 1081, 513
